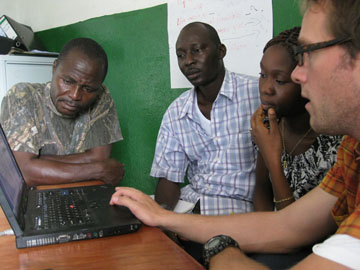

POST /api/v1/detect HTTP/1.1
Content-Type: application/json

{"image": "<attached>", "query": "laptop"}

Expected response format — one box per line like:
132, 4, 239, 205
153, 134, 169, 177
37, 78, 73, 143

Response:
0, 124, 141, 248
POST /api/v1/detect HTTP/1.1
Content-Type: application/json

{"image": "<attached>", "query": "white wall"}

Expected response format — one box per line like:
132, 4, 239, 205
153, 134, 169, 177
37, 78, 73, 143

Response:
0, 0, 166, 32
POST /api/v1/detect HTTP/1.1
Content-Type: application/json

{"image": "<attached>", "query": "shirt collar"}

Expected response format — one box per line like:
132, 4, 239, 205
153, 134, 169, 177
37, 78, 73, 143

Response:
219, 69, 235, 100
179, 69, 232, 119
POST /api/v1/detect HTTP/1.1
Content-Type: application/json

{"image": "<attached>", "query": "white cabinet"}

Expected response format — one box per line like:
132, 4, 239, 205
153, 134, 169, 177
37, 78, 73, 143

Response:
0, 55, 57, 109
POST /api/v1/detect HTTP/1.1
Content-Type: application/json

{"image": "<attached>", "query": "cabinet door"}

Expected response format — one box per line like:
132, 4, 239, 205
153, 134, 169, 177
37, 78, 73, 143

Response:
0, 55, 56, 110
6, 62, 53, 87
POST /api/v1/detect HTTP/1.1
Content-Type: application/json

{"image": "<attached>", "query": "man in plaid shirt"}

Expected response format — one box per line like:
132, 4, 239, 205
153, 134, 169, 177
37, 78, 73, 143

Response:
151, 22, 260, 217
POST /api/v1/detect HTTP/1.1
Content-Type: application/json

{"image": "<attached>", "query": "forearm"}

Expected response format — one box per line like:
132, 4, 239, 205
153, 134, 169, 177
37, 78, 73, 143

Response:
159, 191, 336, 254
159, 211, 298, 253
112, 186, 337, 258
254, 153, 274, 211
254, 152, 294, 211
20, 158, 104, 186
41, 152, 96, 164
253, 193, 274, 211
40, 144, 112, 164
254, 128, 292, 209
267, 161, 294, 209
155, 178, 180, 210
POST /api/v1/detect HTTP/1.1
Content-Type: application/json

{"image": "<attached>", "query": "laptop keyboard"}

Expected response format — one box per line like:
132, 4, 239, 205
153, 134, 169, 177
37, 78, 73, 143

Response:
34, 188, 94, 230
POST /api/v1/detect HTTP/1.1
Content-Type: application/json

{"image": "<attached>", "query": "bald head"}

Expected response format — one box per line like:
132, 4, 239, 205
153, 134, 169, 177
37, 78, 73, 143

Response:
177, 22, 222, 48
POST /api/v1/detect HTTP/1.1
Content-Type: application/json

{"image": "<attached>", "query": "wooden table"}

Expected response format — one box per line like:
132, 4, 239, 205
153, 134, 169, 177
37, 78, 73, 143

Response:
0, 182, 204, 270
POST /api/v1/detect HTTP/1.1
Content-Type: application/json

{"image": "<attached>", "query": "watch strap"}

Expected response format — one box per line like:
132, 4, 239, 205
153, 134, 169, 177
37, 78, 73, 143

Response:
203, 235, 240, 268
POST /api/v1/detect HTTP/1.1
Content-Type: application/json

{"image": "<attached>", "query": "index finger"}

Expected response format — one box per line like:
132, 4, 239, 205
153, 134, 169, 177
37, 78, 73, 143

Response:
251, 106, 263, 128
267, 108, 279, 130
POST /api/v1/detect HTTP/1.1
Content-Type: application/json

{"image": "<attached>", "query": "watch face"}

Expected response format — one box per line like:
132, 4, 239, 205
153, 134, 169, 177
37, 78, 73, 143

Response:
208, 238, 221, 248
203, 235, 240, 267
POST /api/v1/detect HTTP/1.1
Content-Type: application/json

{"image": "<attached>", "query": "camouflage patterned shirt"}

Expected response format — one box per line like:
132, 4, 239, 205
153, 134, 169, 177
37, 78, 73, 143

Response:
0, 82, 122, 155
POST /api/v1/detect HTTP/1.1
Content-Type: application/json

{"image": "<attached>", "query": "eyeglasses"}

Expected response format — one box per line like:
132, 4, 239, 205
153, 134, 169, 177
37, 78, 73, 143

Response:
294, 36, 352, 66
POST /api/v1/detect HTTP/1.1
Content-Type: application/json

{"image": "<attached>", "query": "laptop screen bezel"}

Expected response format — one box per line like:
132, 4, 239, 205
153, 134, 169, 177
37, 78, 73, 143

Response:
0, 124, 28, 234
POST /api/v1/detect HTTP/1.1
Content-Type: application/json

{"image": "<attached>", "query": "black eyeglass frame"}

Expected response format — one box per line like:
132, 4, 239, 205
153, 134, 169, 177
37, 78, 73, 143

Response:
294, 36, 352, 66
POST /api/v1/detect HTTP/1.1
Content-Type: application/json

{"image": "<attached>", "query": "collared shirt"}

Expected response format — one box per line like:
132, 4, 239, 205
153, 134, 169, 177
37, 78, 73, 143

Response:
0, 82, 122, 155
150, 70, 261, 215
320, 135, 360, 239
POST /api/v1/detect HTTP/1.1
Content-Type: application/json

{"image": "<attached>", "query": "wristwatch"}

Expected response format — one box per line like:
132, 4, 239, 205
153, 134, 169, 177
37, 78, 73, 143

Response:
203, 234, 240, 268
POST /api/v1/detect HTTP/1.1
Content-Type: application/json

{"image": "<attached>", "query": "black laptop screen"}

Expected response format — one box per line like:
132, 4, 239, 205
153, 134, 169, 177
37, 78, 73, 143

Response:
0, 127, 24, 218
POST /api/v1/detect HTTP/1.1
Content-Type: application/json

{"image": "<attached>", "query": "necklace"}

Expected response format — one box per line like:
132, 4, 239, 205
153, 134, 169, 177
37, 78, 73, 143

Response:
282, 120, 312, 169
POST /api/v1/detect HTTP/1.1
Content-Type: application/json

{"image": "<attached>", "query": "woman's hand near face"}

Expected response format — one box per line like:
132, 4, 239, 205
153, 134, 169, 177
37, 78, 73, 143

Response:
250, 106, 282, 169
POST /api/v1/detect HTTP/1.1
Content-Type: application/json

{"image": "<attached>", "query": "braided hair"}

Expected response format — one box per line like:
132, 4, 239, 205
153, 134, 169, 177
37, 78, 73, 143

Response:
263, 27, 301, 67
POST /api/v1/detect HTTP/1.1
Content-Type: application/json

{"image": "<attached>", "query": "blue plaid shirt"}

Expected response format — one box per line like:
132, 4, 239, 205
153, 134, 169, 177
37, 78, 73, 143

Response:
150, 70, 260, 215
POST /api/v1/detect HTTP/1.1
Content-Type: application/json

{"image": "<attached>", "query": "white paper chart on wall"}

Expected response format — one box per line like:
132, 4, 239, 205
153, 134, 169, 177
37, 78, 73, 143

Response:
167, 0, 273, 88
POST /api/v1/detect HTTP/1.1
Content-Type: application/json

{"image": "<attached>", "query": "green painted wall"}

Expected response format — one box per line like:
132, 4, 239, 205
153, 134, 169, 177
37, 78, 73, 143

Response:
273, 0, 303, 35
35, 1, 302, 195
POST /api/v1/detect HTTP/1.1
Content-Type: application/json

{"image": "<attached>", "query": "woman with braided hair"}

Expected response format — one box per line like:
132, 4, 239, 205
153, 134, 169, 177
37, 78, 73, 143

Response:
250, 27, 342, 211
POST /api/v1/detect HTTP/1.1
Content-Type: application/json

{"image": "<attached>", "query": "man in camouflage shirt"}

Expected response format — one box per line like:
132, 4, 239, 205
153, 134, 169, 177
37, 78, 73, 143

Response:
0, 38, 124, 186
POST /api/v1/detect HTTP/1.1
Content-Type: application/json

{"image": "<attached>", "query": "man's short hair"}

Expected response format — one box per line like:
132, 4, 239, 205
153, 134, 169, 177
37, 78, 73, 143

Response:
57, 38, 108, 81
303, 0, 360, 58
182, 22, 222, 47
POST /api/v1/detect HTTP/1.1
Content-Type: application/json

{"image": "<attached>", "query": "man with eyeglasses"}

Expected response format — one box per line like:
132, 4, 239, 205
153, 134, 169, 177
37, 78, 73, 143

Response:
110, 0, 360, 269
